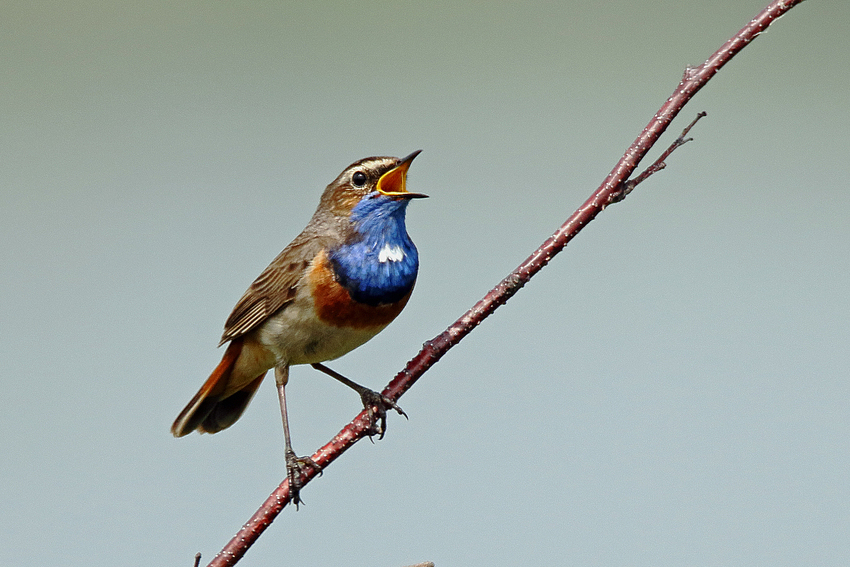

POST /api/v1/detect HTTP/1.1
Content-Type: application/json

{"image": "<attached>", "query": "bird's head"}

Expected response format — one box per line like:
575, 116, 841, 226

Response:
319, 151, 427, 221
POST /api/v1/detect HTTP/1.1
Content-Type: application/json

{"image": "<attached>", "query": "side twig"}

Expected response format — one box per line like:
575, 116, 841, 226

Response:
206, 1, 806, 565
617, 111, 707, 201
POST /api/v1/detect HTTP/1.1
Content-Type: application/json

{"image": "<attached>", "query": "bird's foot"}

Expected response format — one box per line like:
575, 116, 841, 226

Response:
309, 363, 408, 439
359, 388, 408, 440
284, 448, 322, 509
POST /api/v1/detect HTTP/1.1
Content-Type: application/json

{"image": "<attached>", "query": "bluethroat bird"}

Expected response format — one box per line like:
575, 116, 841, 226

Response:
172, 151, 426, 504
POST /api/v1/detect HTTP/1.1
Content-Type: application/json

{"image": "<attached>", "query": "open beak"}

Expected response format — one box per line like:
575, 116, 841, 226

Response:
376, 150, 428, 199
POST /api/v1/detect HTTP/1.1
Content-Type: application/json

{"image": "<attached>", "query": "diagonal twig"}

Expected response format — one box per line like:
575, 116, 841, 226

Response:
205, 1, 807, 565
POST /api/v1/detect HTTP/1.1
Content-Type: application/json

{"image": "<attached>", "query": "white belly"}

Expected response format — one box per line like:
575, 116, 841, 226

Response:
253, 291, 386, 366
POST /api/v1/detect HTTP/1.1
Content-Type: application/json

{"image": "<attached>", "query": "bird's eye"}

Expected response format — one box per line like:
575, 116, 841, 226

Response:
352, 171, 367, 187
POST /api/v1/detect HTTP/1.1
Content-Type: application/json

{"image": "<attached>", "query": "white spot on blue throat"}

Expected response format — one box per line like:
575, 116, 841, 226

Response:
378, 243, 404, 263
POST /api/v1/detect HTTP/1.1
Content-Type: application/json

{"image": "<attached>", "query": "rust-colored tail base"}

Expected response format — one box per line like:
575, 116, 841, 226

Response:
171, 339, 266, 436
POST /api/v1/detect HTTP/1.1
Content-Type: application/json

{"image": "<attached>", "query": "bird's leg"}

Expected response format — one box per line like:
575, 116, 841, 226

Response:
275, 365, 321, 509
310, 362, 407, 439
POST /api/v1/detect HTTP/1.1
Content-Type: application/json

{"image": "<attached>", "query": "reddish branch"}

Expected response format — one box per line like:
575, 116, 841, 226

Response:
205, 1, 806, 565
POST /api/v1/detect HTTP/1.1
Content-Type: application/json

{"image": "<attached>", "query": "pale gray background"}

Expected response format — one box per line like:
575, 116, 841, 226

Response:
2, 1, 848, 566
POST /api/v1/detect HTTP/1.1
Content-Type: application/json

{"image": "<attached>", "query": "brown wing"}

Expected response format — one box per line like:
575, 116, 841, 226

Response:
218, 234, 325, 345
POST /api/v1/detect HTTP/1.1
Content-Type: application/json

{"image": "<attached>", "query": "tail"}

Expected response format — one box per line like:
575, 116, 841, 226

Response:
171, 338, 266, 436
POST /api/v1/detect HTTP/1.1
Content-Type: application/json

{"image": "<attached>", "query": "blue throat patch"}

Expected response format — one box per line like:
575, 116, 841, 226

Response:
328, 193, 419, 306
